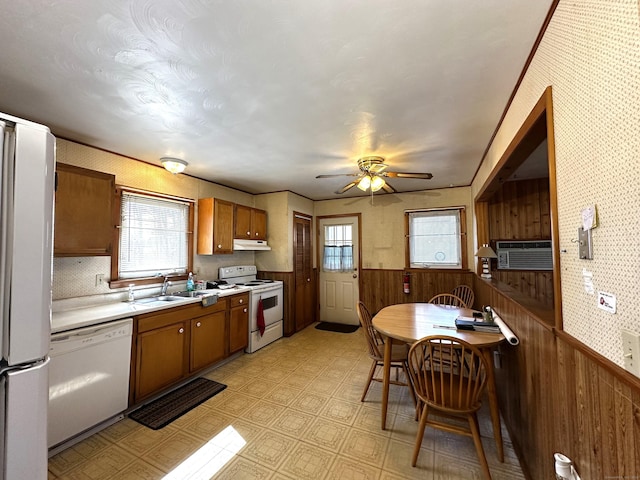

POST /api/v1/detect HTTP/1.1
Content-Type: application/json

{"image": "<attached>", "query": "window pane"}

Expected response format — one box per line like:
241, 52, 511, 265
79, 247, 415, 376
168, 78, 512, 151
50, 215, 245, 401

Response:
409, 210, 461, 268
323, 224, 353, 272
119, 193, 189, 279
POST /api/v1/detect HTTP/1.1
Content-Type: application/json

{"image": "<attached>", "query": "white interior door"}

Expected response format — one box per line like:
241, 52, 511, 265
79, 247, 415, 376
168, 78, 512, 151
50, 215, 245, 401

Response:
319, 216, 359, 325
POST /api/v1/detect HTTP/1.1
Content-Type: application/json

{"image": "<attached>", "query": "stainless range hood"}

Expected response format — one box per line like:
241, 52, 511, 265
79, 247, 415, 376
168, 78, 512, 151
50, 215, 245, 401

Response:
233, 239, 271, 251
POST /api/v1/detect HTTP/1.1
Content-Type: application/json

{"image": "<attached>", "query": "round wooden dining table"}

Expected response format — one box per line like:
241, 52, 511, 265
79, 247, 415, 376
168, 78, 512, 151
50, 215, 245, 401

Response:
372, 302, 506, 462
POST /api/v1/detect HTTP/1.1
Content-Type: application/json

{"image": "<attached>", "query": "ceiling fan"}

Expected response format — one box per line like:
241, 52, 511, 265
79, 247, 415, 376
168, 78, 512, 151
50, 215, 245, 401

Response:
316, 156, 433, 194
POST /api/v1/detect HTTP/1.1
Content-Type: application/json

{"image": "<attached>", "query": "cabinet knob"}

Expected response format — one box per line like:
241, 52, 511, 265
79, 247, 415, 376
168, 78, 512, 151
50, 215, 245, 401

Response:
178, 327, 184, 334
217, 244, 222, 249
247, 231, 251, 235
196, 321, 201, 327
307, 278, 311, 282
255, 232, 259, 236
243, 308, 247, 313
239, 299, 243, 304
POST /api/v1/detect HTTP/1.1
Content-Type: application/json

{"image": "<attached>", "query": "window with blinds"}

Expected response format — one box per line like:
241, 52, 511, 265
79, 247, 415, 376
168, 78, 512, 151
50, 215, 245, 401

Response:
118, 192, 190, 279
406, 208, 466, 269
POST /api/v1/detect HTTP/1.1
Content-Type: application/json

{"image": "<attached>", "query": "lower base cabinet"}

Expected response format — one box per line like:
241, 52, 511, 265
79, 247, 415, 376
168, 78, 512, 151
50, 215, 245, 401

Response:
190, 310, 226, 372
130, 293, 249, 406
136, 321, 187, 401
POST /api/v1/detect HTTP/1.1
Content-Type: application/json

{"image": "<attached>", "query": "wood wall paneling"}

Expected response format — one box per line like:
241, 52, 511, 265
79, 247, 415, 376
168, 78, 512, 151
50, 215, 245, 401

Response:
474, 278, 640, 480
360, 269, 475, 314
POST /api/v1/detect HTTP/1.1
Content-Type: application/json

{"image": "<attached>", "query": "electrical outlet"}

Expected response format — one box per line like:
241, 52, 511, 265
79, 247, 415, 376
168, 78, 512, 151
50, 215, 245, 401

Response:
621, 329, 640, 376
95, 274, 104, 286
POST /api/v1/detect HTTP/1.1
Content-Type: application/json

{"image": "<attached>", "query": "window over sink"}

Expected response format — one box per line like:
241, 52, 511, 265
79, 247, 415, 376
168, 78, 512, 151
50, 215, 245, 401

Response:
110, 188, 194, 288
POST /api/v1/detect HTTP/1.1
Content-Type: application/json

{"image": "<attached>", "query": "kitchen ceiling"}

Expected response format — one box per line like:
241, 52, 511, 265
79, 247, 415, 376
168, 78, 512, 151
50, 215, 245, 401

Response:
0, 1, 553, 200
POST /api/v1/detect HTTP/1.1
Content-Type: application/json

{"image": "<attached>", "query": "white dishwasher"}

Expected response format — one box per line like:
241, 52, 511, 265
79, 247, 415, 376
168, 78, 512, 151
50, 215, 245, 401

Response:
48, 318, 133, 449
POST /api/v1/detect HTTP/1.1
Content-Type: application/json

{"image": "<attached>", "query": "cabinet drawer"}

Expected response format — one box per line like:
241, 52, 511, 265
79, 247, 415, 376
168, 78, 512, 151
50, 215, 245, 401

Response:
229, 293, 249, 308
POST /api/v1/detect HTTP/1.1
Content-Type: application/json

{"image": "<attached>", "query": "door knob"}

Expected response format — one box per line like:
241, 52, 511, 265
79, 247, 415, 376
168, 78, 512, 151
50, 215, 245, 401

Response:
353, 274, 357, 278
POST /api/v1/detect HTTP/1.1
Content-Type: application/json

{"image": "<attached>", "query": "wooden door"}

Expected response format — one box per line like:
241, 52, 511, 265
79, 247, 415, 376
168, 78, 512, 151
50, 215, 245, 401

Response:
318, 216, 360, 325
135, 321, 187, 402
190, 311, 226, 372
54, 163, 114, 256
253, 208, 267, 240
234, 204, 252, 239
229, 303, 249, 353
294, 213, 314, 331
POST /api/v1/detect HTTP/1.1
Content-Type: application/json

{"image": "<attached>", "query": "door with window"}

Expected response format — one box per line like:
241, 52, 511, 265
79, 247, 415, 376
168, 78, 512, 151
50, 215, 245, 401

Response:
318, 216, 360, 325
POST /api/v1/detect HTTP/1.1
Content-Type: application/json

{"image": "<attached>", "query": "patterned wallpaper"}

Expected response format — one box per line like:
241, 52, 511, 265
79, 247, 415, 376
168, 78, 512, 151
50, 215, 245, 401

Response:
472, 0, 640, 368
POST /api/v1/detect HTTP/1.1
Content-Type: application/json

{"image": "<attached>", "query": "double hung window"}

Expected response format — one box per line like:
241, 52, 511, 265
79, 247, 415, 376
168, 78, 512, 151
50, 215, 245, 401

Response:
406, 207, 467, 269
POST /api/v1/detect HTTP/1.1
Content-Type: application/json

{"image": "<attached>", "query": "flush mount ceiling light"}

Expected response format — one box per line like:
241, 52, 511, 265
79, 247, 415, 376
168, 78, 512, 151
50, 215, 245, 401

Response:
161, 157, 188, 174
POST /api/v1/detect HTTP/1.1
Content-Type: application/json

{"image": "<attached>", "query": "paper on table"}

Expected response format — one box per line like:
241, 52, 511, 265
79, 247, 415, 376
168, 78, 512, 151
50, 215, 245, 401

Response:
491, 311, 519, 345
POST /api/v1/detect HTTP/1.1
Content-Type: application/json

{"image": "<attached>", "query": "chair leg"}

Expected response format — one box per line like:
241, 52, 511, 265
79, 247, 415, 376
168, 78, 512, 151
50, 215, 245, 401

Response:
361, 360, 377, 402
401, 361, 417, 408
412, 403, 429, 467
468, 413, 492, 480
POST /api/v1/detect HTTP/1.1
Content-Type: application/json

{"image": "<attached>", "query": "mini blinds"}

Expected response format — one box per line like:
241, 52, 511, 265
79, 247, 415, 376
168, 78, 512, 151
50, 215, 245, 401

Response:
119, 192, 190, 279
323, 224, 353, 272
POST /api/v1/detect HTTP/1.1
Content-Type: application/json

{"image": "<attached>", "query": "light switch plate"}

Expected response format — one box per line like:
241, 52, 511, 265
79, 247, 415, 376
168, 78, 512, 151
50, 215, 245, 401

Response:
578, 227, 593, 259
621, 329, 640, 377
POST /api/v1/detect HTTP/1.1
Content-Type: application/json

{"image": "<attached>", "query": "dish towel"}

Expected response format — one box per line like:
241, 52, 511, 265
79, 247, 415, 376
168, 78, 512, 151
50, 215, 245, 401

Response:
257, 297, 265, 336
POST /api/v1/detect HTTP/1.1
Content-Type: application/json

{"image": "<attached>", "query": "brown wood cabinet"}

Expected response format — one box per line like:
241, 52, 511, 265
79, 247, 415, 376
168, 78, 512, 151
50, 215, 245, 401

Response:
54, 163, 115, 256
197, 198, 234, 254
135, 320, 187, 402
190, 310, 226, 372
229, 293, 249, 353
234, 204, 267, 240
130, 292, 249, 405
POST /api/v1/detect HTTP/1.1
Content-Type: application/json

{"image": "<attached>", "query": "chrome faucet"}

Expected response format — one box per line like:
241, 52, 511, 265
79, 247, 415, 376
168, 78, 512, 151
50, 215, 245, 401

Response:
161, 276, 172, 295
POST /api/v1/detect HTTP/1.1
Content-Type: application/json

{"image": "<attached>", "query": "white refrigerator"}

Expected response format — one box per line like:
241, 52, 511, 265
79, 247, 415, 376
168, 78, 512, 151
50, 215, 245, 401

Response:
0, 112, 54, 479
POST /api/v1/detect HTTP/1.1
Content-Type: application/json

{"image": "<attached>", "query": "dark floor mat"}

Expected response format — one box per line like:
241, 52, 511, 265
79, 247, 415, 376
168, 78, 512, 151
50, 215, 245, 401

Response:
129, 378, 226, 430
315, 322, 360, 333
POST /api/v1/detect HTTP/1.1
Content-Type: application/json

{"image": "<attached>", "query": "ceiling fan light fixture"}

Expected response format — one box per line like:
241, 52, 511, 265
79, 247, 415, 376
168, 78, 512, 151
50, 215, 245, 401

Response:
161, 157, 188, 174
370, 175, 386, 192
357, 175, 371, 191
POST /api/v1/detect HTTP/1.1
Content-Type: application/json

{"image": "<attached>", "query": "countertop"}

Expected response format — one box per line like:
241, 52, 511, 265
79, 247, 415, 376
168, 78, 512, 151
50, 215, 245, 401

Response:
51, 287, 251, 334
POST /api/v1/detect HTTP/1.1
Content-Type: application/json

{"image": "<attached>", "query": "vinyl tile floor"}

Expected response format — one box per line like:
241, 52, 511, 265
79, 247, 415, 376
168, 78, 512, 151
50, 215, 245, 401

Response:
48, 324, 526, 479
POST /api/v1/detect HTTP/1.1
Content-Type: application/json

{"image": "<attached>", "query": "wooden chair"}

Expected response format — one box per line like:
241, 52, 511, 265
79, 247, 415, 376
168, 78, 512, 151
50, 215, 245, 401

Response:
407, 336, 492, 479
451, 285, 475, 309
357, 301, 416, 406
428, 293, 466, 307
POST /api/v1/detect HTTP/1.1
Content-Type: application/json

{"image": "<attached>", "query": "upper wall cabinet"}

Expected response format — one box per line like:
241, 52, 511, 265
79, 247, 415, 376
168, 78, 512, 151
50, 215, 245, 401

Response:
234, 204, 267, 240
54, 163, 115, 257
197, 198, 234, 254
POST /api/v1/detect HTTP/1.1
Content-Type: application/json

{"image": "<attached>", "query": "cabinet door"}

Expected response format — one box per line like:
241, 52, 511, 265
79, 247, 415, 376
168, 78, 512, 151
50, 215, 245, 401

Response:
234, 204, 252, 239
54, 163, 115, 256
197, 198, 234, 255
229, 304, 249, 353
190, 310, 226, 372
253, 209, 267, 240
135, 321, 187, 402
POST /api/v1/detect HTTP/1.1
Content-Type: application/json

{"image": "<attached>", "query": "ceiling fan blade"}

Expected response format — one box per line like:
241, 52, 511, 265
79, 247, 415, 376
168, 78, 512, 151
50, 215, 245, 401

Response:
384, 171, 433, 179
381, 181, 396, 193
335, 181, 358, 194
316, 173, 361, 178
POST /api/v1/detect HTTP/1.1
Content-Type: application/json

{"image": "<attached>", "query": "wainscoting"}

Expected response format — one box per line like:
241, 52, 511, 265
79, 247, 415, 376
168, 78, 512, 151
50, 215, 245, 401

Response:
360, 269, 475, 314
475, 277, 640, 480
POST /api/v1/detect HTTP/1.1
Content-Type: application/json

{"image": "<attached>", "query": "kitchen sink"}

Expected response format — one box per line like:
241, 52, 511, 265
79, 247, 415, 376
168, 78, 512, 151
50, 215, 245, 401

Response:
135, 295, 189, 304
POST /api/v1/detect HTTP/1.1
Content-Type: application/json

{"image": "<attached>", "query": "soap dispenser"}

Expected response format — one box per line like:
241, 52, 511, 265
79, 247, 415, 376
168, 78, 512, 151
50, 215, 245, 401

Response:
127, 284, 135, 302
186, 272, 195, 292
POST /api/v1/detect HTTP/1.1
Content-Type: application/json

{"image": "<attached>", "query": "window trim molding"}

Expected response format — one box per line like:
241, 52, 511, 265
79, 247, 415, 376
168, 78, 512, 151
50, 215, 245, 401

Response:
404, 207, 468, 270
109, 186, 194, 289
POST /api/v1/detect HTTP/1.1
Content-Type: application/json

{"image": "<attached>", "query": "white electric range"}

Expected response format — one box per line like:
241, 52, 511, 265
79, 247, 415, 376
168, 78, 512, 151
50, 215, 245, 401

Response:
217, 265, 284, 353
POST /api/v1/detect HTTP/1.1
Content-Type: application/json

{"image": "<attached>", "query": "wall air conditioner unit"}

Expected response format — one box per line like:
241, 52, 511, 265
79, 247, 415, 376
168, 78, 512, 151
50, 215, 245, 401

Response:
496, 240, 553, 270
